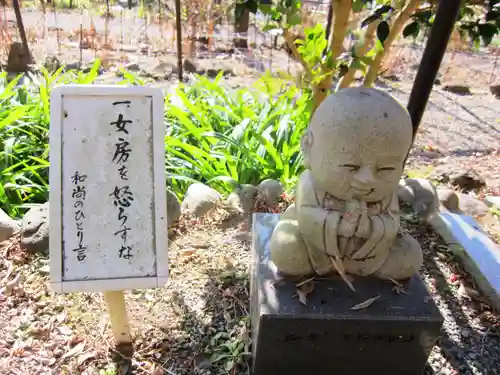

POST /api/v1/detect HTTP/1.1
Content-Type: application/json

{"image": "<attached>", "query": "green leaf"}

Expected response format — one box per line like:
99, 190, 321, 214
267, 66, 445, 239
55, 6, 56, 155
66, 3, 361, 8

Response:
478, 23, 498, 46
376, 21, 390, 45
245, 0, 258, 14
352, 0, 367, 13
263, 24, 279, 32
361, 14, 379, 28
287, 12, 302, 26
403, 21, 420, 38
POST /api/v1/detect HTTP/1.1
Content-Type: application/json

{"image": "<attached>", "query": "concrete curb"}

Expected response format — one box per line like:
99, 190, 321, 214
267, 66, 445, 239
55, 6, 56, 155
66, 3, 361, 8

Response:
428, 210, 500, 311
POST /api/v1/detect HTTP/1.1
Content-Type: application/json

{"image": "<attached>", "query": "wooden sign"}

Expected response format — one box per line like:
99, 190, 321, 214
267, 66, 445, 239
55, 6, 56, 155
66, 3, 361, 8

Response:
49, 85, 168, 293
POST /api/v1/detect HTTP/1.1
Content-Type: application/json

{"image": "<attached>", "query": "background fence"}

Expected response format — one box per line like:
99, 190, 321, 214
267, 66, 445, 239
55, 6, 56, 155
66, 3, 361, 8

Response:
0, 0, 498, 86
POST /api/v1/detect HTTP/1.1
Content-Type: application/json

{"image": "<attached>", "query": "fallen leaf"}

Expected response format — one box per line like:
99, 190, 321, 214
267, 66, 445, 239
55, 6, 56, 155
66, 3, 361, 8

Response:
297, 280, 315, 305
58, 342, 85, 362
296, 276, 315, 288
458, 283, 481, 300
387, 278, 408, 295
77, 351, 96, 366
350, 295, 381, 310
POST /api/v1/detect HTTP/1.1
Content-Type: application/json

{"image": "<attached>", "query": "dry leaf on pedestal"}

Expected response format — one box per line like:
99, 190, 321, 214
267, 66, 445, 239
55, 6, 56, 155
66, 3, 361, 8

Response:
296, 279, 315, 305
350, 295, 381, 310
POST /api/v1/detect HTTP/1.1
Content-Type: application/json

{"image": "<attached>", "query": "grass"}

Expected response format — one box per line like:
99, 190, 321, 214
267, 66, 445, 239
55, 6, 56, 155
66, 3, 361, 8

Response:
0, 62, 309, 219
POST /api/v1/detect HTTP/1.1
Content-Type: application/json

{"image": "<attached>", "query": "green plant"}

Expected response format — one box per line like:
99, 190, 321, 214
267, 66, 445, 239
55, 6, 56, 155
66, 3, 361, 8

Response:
0, 60, 145, 218
0, 61, 312, 216
165, 72, 311, 199
209, 320, 251, 373
257, 0, 500, 115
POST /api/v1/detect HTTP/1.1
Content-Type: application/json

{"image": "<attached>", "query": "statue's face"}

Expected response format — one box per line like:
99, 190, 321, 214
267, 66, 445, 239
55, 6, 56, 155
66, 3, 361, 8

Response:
302, 88, 413, 203
308, 140, 405, 202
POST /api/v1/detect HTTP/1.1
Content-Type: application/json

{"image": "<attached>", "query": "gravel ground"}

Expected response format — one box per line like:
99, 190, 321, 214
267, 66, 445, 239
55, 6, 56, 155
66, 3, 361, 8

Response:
400, 205, 500, 375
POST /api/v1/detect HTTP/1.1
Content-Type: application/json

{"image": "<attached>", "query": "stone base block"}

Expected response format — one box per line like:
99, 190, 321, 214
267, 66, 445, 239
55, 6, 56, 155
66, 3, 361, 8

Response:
251, 213, 444, 375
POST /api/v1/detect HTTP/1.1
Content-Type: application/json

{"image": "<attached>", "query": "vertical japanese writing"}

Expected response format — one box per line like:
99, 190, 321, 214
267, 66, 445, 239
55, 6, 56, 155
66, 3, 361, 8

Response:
110, 101, 134, 260
71, 171, 87, 262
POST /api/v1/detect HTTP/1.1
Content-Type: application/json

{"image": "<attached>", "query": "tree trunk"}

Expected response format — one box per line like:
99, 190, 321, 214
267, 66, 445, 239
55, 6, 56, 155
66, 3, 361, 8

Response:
234, 7, 249, 49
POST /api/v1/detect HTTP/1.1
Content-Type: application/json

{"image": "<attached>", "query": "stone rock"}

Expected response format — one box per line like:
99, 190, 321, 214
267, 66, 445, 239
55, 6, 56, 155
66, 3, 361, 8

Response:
457, 193, 489, 217
490, 85, 500, 98
183, 59, 198, 73
227, 184, 258, 213
398, 178, 439, 220
257, 179, 284, 205
124, 62, 140, 71
6, 42, 32, 74
443, 84, 471, 95
431, 166, 486, 192
0, 208, 20, 242
64, 61, 81, 71
44, 56, 62, 72
166, 188, 181, 227
151, 61, 174, 79
181, 183, 221, 217
437, 187, 460, 212
20, 202, 49, 254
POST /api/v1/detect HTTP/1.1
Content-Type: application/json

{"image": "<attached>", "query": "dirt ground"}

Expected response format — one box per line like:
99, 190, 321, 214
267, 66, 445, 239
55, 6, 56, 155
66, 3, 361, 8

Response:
1, 205, 499, 375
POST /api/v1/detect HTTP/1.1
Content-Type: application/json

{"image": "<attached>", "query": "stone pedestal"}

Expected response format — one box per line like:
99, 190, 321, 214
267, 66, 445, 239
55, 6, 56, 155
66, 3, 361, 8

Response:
250, 213, 444, 375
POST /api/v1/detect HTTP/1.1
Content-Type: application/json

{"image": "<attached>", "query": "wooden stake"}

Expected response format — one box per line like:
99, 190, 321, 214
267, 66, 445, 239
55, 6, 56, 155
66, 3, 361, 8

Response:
104, 291, 132, 345
174, 0, 183, 81
12, 0, 32, 64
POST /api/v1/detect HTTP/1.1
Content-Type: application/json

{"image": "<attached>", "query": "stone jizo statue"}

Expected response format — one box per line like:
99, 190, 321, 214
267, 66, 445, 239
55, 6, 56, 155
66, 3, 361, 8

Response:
270, 87, 423, 283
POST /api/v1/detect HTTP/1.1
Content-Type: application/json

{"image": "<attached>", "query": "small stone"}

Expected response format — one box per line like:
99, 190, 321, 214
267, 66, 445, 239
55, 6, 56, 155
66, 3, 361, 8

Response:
166, 189, 181, 228
457, 193, 489, 217
227, 184, 258, 214
0, 208, 20, 243
183, 59, 198, 73
124, 62, 140, 71
64, 61, 81, 71
490, 84, 500, 98
437, 187, 459, 212
181, 183, 221, 217
257, 179, 284, 205
399, 178, 439, 220
443, 84, 471, 95
431, 166, 486, 192
20, 202, 49, 254
152, 62, 174, 78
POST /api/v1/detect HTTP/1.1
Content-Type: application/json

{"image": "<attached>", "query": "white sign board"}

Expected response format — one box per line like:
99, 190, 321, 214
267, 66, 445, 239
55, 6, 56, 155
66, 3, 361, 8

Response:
49, 85, 168, 293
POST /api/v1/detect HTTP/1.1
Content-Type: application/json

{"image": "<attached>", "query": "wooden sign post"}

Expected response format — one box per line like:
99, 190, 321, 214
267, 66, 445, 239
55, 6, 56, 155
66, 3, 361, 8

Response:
49, 85, 168, 349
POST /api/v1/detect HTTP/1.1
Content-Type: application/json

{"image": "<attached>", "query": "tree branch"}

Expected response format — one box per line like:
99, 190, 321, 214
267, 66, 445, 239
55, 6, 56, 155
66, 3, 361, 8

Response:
363, 0, 421, 87
283, 28, 313, 78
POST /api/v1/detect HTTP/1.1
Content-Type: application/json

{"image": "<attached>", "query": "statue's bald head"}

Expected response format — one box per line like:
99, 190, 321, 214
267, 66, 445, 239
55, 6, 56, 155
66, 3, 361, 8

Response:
302, 88, 413, 202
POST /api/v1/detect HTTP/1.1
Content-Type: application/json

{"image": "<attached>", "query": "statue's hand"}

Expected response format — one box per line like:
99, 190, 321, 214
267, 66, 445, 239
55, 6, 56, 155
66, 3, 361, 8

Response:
354, 201, 371, 238
338, 199, 361, 237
